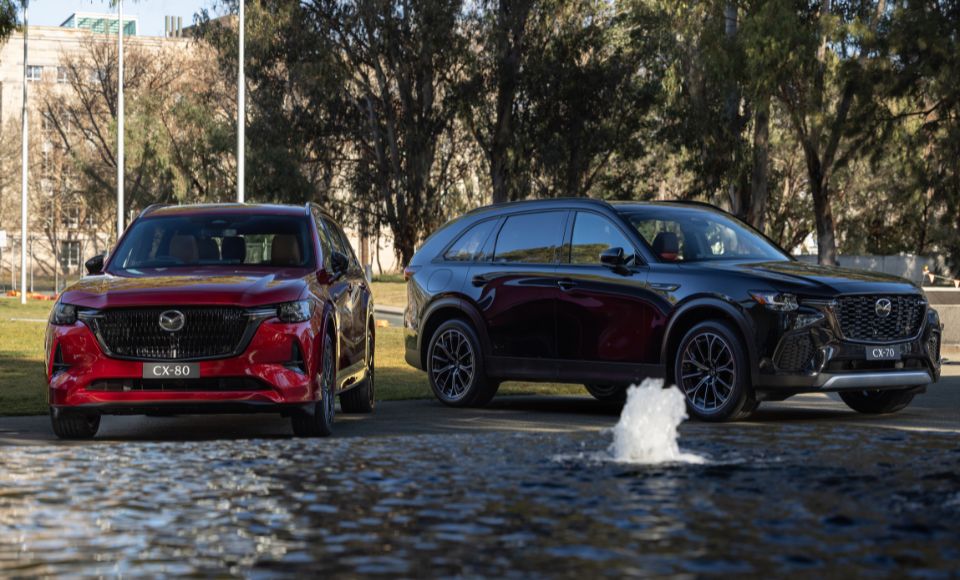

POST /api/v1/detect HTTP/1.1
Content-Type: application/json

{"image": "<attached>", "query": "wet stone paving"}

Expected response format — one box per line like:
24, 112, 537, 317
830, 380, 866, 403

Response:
0, 425, 959, 577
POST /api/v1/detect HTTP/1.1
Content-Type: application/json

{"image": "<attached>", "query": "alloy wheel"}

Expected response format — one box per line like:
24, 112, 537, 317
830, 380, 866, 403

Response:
679, 331, 736, 413
430, 328, 476, 402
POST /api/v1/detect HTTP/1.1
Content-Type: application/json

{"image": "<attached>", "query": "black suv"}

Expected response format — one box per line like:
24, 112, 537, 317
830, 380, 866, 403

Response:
403, 199, 942, 421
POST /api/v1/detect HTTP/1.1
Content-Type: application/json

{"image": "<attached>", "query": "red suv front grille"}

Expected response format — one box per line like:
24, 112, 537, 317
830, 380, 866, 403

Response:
87, 307, 251, 361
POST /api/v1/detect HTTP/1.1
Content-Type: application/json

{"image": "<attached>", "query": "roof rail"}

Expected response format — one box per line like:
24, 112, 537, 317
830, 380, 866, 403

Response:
137, 203, 171, 219
464, 196, 611, 215
658, 199, 727, 212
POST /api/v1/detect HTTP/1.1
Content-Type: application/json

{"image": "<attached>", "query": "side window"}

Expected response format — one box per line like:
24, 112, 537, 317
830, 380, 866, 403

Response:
312, 209, 335, 269
321, 217, 347, 256
324, 217, 361, 270
444, 219, 497, 262
633, 219, 686, 261
492, 212, 566, 264
569, 212, 634, 265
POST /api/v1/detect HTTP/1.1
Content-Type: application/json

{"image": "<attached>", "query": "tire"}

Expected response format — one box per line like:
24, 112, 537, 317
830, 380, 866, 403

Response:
584, 383, 627, 402
291, 333, 336, 437
673, 320, 755, 422
341, 324, 375, 414
427, 318, 499, 407
50, 409, 100, 440
839, 389, 915, 414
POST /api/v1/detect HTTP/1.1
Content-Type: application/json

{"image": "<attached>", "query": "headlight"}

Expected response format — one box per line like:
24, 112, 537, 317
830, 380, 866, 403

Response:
277, 300, 312, 323
750, 291, 799, 312
50, 302, 78, 325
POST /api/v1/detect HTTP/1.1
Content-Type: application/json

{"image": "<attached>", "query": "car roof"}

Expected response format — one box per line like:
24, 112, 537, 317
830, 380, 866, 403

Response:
463, 197, 728, 217
140, 203, 312, 218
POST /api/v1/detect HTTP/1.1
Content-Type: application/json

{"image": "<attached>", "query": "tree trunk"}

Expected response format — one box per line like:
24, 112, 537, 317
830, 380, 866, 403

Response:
810, 175, 837, 265
489, 0, 529, 204
723, 1, 743, 218
747, 97, 770, 231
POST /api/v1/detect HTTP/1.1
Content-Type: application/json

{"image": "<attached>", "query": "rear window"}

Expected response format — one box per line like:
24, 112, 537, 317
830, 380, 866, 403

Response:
108, 214, 315, 272
492, 212, 566, 264
444, 220, 497, 262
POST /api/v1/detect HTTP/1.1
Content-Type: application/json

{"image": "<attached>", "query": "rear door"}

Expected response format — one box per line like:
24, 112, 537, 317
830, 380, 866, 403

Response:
463, 210, 569, 380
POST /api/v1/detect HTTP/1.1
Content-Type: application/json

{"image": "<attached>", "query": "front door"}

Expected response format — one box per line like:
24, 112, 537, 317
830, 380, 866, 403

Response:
554, 211, 666, 383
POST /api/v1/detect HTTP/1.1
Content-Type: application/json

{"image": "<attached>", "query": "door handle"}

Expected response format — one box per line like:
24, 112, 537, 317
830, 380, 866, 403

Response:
557, 279, 577, 291
471, 274, 491, 287
649, 282, 680, 292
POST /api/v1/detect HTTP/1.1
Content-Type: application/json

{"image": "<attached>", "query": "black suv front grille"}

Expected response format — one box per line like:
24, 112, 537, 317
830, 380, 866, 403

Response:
834, 295, 925, 342
88, 307, 251, 360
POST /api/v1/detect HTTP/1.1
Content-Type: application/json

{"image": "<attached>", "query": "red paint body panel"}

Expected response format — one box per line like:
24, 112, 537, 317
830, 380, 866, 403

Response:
48, 319, 318, 407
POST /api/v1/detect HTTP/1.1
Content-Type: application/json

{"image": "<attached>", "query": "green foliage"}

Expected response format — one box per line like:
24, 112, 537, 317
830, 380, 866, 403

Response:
0, 0, 16, 43
23, 0, 960, 272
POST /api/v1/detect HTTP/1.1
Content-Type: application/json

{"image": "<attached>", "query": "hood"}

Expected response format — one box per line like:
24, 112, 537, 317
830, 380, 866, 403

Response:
60, 268, 310, 310
693, 260, 923, 296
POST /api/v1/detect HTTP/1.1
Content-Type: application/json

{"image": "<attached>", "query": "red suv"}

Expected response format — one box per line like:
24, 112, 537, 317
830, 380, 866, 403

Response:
45, 203, 375, 439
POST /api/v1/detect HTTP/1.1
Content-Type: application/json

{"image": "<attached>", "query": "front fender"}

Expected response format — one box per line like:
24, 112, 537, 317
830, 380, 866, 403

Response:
660, 296, 759, 382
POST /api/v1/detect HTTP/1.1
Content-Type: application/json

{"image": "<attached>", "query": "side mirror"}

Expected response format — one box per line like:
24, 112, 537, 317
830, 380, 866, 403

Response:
330, 251, 350, 277
85, 254, 104, 275
600, 247, 626, 267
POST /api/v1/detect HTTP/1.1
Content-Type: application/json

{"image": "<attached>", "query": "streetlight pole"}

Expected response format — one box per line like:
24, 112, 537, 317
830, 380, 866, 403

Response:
20, 0, 29, 305
237, 0, 245, 204
117, 0, 125, 238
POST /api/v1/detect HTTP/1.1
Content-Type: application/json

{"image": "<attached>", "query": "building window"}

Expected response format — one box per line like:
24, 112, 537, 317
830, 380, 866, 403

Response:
62, 206, 82, 229
57, 66, 69, 83
26, 65, 43, 82
61, 240, 81, 269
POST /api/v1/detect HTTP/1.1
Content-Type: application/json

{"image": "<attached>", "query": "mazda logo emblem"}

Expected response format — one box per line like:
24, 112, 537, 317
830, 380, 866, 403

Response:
159, 310, 186, 332
875, 298, 892, 318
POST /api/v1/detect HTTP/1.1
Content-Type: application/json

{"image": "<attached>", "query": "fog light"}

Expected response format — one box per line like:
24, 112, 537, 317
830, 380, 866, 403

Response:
794, 313, 824, 329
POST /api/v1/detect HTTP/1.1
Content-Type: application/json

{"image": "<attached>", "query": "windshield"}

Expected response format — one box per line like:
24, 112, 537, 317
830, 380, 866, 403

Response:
624, 207, 790, 263
108, 214, 316, 272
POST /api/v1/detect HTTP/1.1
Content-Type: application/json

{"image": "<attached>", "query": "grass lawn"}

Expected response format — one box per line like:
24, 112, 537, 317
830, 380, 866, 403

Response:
0, 299, 53, 416
370, 281, 407, 309
0, 298, 582, 416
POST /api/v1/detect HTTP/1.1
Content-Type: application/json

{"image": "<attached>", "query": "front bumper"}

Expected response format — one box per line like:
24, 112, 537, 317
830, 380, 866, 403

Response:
753, 300, 942, 397
47, 317, 320, 411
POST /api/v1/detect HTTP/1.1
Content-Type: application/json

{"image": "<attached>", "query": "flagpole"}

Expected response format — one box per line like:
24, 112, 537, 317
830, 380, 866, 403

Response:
20, 0, 29, 305
237, 0, 245, 203
117, 0, 125, 238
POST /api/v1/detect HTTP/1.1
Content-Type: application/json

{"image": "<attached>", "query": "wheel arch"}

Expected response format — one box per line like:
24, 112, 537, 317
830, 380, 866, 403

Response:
661, 298, 757, 386
418, 296, 489, 370
319, 301, 340, 379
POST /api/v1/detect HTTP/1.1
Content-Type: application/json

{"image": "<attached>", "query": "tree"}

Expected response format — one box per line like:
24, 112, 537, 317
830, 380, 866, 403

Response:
654, 0, 796, 232
461, 0, 536, 203
195, 1, 354, 208
522, 0, 662, 199
306, 0, 471, 266
886, 0, 960, 271
0, 0, 16, 43
760, 0, 892, 265
40, 37, 194, 235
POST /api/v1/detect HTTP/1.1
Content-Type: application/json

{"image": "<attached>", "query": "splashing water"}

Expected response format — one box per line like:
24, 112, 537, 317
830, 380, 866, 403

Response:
608, 379, 706, 464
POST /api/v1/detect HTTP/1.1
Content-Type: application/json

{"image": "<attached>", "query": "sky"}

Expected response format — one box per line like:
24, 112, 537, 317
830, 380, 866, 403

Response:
28, 0, 222, 37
